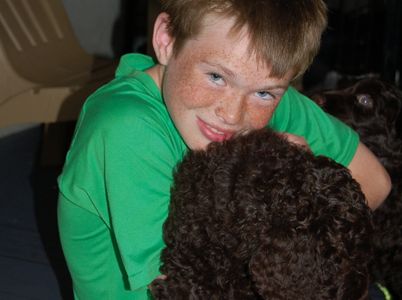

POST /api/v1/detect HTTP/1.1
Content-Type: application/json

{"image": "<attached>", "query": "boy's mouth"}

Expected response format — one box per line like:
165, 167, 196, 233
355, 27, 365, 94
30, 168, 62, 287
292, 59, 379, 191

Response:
197, 117, 234, 142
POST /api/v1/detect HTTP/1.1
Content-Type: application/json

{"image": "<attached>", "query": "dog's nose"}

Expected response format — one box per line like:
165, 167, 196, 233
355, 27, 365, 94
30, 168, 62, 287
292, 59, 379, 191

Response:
310, 94, 326, 107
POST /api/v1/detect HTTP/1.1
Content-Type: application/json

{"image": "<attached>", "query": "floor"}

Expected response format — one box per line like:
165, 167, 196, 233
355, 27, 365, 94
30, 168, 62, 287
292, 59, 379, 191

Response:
0, 125, 73, 300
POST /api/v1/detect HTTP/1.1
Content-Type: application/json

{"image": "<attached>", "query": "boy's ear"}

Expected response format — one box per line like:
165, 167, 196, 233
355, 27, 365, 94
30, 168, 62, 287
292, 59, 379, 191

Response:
152, 12, 175, 66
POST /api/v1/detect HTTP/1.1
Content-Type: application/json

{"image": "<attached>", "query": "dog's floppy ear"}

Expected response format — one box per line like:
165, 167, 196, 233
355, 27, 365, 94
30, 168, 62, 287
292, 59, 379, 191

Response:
249, 243, 274, 298
249, 235, 317, 299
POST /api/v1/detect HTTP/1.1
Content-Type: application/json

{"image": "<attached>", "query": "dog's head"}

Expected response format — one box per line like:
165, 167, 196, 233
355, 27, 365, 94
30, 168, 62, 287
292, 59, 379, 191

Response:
311, 79, 402, 172
151, 129, 373, 300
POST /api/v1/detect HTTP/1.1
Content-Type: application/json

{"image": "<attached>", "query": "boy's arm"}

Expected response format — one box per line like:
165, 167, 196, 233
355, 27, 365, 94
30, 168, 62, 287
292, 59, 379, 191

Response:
103, 110, 180, 290
348, 142, 391, 210
59, 93, 180, 292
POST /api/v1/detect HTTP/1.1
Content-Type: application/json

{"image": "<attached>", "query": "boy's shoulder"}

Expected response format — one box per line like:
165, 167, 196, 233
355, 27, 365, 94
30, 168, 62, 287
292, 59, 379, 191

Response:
281, 86, 315, 104
82, 53, 161, 120
80, 72, 167, 132
66, 71, 185, 168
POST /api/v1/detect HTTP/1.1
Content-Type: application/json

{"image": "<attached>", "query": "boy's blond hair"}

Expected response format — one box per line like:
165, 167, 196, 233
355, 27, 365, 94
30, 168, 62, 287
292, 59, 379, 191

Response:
160, 0, 327, 79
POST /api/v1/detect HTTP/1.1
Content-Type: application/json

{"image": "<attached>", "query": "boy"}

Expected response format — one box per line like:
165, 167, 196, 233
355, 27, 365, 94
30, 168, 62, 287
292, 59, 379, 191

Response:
58, 0, 390, 299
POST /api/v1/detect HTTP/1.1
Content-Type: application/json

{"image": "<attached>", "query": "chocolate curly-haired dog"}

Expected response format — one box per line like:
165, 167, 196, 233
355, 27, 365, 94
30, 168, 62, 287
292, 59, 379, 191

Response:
150, 128, 373, 299
311, 79, 402, 298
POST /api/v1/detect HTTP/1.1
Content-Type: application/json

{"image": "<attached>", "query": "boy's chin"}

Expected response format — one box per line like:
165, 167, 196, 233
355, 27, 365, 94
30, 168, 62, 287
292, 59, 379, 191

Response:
186, 138, 212, 151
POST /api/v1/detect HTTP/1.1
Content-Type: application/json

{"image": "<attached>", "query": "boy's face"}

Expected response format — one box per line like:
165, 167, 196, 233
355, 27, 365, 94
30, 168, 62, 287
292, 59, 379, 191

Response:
159, 14, 294, 150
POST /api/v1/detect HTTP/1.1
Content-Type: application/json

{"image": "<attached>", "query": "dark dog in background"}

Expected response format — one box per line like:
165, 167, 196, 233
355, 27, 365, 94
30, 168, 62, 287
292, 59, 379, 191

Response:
150, 128, 372, 300
311, 78, 402, 298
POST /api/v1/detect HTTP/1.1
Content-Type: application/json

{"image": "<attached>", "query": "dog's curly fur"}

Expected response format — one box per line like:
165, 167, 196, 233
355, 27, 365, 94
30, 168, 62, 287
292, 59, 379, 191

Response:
150, 128, 373, 299
311, 79, 402, 298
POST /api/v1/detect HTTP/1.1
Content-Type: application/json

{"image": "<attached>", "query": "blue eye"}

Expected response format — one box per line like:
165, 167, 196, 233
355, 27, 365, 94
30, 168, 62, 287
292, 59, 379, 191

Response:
256, 91, 274, 101
208, 73, 224, 85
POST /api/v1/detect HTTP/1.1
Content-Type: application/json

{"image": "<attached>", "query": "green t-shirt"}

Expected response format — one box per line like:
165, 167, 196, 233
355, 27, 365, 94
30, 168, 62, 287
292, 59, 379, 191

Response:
58, 53, 359, 299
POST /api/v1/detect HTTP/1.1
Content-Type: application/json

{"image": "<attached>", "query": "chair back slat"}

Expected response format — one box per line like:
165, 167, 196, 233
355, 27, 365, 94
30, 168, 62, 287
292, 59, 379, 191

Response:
40, 0, 64, 40
22, 0, 49, 44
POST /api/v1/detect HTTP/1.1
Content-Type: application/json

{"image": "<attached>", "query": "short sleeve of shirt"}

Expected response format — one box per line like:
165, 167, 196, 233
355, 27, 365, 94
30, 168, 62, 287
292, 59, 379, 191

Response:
268, 86, 359, 167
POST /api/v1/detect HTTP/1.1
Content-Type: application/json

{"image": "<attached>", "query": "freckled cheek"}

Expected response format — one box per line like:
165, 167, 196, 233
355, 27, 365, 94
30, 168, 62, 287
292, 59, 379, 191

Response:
247, 106, 276, 129
175, 83, 217, 109
167, 70, 216, 109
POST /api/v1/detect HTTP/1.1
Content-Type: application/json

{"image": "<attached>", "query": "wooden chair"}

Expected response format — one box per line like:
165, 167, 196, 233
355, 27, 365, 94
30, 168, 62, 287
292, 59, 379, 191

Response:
0, 0, 116, 128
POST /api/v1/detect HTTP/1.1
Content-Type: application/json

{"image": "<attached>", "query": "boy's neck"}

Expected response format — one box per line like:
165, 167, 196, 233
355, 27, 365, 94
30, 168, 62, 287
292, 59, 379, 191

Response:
145, 64, 164, 90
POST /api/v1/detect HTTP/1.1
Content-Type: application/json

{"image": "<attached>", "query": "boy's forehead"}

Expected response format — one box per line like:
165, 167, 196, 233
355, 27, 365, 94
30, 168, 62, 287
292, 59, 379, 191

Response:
195, 14, 254, 60
181, 13, 295, 83
195, 13, 289, 76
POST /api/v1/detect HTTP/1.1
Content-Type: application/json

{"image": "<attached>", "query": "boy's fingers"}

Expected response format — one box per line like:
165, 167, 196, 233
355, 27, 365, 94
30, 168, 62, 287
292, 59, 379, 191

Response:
156, 274, 167, 280
280, 132, 310, 151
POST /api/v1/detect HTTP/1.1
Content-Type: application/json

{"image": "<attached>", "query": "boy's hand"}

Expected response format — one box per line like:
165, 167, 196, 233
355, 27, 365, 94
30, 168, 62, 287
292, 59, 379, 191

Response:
280, 132, 310, 151
155, 275, 167, 280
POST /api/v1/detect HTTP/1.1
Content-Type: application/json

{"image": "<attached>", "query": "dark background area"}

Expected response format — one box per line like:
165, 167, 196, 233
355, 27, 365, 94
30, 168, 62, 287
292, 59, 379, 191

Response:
304, 0, 401, 91
0, 0, 401, 299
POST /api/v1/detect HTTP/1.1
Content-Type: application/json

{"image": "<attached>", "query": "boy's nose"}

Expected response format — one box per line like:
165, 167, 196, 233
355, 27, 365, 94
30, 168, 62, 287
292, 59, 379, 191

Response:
214, 96, 245, 125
